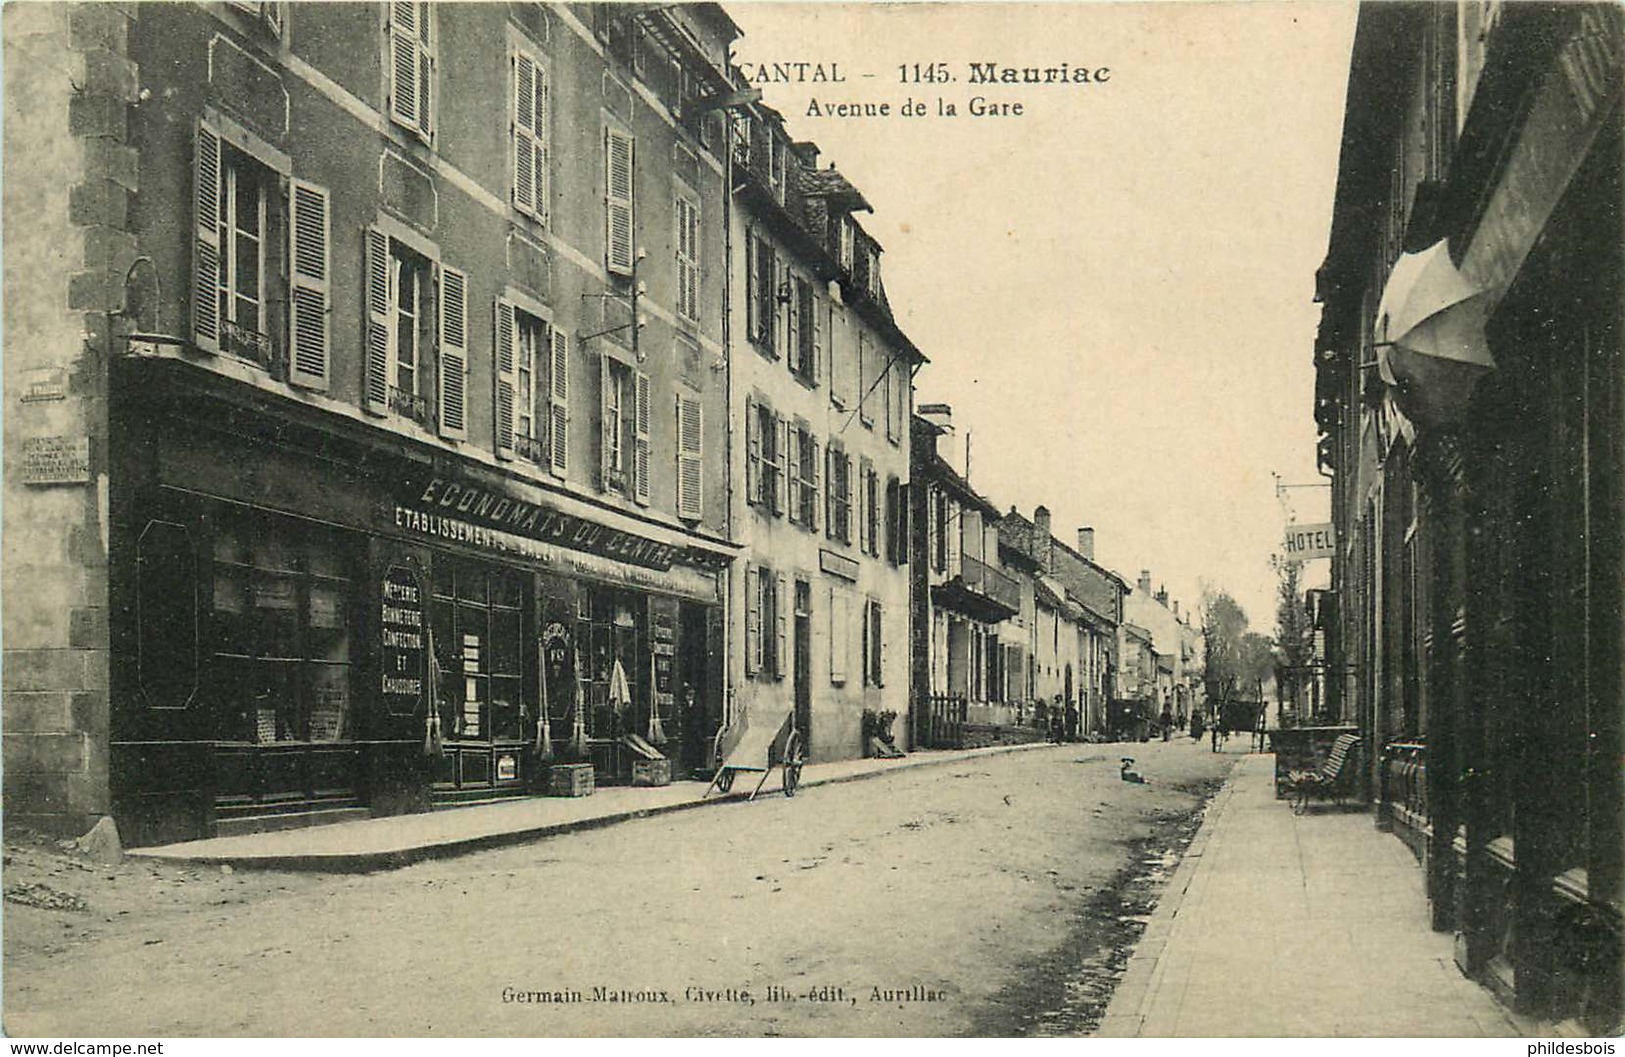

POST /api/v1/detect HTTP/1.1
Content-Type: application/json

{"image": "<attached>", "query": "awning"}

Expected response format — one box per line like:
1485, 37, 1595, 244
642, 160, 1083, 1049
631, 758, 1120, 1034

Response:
1374, 239, 1496, 426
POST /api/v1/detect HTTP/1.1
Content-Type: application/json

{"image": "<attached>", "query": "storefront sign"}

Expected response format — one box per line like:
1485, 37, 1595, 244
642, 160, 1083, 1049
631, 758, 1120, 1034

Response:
1281, 523, 1336, 561
410, 476, 682, 570
380, 565, 426, 714
819, 548, 860, 582
21, 435, 90, 485
391, 504, 721, 604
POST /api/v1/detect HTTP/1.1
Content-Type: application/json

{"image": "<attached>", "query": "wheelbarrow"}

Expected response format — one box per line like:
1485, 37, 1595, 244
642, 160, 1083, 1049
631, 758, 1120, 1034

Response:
702, 709, 804, 800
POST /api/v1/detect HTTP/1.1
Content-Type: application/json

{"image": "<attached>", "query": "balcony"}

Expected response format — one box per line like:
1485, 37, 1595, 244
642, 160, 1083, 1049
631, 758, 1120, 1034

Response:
932, 554, 1020, 622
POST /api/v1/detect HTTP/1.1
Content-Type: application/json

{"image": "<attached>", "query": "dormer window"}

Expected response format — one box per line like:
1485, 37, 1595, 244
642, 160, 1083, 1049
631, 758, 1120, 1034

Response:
838, 217, 855, 272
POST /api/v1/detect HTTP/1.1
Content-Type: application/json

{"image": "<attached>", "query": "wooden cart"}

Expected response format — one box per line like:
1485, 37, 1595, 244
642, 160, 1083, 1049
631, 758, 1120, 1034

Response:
703, 710, 804, 801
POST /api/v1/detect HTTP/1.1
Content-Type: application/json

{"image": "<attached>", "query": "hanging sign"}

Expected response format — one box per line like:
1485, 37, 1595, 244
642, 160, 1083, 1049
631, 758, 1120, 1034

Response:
1282, 522, 1337, 561
380, 564, 426, 714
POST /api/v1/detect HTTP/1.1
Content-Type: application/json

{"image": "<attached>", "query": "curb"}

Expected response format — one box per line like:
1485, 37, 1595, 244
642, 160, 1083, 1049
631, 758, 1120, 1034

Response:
128, 739, 1063, 874
1094, 756, 1242, 1038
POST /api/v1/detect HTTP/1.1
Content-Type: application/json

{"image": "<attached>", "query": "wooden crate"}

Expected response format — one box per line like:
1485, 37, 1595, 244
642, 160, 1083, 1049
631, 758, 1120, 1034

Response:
547, 762, 595, 797
631, 757, 671, 787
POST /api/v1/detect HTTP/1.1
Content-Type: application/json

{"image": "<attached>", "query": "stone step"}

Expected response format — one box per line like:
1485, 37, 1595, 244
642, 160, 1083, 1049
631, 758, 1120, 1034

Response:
213, 806, 372, 838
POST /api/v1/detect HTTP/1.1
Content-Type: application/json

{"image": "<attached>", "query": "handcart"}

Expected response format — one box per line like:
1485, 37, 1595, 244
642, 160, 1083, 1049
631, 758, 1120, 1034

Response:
702, 709, 804, 800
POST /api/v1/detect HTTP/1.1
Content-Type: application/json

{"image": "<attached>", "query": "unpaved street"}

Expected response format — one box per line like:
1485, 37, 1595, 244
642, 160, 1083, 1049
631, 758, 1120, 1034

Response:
5, 741, 1240, 1037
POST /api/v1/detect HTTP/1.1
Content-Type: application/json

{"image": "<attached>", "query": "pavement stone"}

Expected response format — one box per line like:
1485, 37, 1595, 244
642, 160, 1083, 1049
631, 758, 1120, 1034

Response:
1097, 752, 1548, 1038
126, 740, 1057, 872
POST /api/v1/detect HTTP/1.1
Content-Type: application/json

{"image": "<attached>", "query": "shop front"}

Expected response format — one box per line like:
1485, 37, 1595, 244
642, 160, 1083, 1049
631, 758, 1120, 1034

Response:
109, 365, 729, 845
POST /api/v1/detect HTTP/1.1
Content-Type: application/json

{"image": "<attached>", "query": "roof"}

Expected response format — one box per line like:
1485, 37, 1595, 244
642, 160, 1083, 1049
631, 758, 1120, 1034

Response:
799, 166, 872, 211
922, 452, 1001, 519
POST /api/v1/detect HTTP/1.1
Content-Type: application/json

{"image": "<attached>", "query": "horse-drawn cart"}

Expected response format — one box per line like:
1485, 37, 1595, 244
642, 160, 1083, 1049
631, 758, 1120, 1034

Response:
703, 709, 804, 801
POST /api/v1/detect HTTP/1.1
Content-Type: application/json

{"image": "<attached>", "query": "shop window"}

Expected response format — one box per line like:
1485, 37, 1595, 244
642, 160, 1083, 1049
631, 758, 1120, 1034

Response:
137, 521, 199, 710
430, 562, 526, 743
208, 520, 355, 744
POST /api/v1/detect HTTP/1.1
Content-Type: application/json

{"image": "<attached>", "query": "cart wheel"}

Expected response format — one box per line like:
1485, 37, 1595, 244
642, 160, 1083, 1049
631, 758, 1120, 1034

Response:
716, 769, 735, 794
783, 731, 803, 798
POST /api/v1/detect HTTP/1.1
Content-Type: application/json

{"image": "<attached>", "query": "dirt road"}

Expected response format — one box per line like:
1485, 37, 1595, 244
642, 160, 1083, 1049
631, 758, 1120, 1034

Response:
4, 740, 1240, 1037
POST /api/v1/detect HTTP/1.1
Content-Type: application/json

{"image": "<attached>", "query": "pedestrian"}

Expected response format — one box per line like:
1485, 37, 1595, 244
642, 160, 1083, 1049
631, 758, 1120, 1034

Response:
1160, 702, 1173, 742
1065, 701, 1079, 743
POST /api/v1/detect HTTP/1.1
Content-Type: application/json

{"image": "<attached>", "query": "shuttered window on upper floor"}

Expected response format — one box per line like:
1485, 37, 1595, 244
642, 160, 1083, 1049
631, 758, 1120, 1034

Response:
513, 50, 550, 224
387, 1, 435, 142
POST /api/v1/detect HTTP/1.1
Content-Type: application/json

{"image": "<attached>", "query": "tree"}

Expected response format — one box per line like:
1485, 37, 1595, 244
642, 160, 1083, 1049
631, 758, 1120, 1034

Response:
1271, 557, 1316, 717
1197, 588, 1271, 709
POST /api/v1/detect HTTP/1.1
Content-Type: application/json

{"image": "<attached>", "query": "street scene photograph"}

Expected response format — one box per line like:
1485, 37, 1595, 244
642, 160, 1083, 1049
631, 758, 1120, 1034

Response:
2, 0, 1621, 1042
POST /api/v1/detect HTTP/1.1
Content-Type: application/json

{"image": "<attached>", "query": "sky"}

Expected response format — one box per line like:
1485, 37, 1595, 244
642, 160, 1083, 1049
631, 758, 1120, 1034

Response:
730, 1, 1354, 633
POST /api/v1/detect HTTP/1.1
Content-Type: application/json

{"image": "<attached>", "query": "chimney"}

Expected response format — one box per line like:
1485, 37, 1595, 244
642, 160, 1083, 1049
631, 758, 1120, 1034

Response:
1077, 527, 1095, 561
1156, 587, 1168, 606
1138, 570, 1152, 595
916, 403, 952, 460
1033, 506, 1053, 573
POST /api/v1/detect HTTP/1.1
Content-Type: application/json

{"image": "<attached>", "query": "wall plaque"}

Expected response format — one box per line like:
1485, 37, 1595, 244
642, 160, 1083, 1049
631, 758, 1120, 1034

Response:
21, 435, 90, 485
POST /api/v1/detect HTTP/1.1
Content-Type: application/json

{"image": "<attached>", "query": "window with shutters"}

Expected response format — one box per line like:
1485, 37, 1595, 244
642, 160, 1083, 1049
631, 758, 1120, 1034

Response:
193, 119, 330, 388
828, 304, 850, 410
512, 50, 550, 224
791, 278, 818, 385
768, 133, 788, 204
748, 233, 777, 354
932, 488, 949, 572
827, 444, 852, 545
794, 424, 821, 530
865, 464, 881, 558
601, 358, 632, 492
745, 563, 781, 679
885, 476, 902, 566
675, 187, 701, 324
501, 307, 549, 464
676, 391, 703, 520
604, 126, 635, 276
829, 586, 849, 686
838, 217, 855, 273
363, 230, 460, 432
746, 399, 784, 517
387, 1, 435, 142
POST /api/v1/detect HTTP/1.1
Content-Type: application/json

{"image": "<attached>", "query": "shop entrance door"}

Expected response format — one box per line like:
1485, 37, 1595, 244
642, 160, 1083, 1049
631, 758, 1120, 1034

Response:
677, 601, 713, 775
794, 580, 812, 758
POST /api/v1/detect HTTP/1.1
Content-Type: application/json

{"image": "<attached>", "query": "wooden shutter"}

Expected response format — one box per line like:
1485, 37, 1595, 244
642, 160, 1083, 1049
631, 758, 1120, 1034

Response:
548, 325, 568, 474
604, 127, 634, 275
877, 601, 888, 687
786, 426, 802, 525
745, 232, 759, 341
192, 120, 222, 354
676, 393, 703, 520
388, 1, 420, 131
811, 292, 824, 382
513, 53, 537, 216
772, 413, 789, 516
858, 458, 871, 554
807, 436, 821, 533
775, 573, 789, 680
436, 264, 468, 439
786, 275, 801, 368
744, 564, 759, 676
859, 333, 873, 426
823, 444, 835, 538
533, 62, 549, 224
493, 299, 517, 456
829, 586, 847, 684
633, 370, 651, 505
599, 355, 614, 489
861, 598, 871, 688
288, 179, 331, 390
771, 255, 786, 357
744, 398, 760, 507
362, 226, 391, 416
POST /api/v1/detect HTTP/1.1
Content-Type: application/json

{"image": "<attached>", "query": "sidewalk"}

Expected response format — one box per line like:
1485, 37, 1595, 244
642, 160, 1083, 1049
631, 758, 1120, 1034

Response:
1097, 753, 1537, 1037
127, 740, 1053, 873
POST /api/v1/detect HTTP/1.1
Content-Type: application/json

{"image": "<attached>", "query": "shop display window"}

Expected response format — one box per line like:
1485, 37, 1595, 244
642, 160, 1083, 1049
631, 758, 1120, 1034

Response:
208, 519, 356, 744
430, 560, 526, 743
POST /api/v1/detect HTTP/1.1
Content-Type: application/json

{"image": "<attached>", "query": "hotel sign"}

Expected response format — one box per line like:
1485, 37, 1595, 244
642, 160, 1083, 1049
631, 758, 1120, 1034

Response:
1282, 522, 1336, 561
409, 476, 683, 571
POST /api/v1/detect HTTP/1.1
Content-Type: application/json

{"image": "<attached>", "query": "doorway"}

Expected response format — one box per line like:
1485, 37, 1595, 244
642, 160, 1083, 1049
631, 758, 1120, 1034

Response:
794, 580, 812, 759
